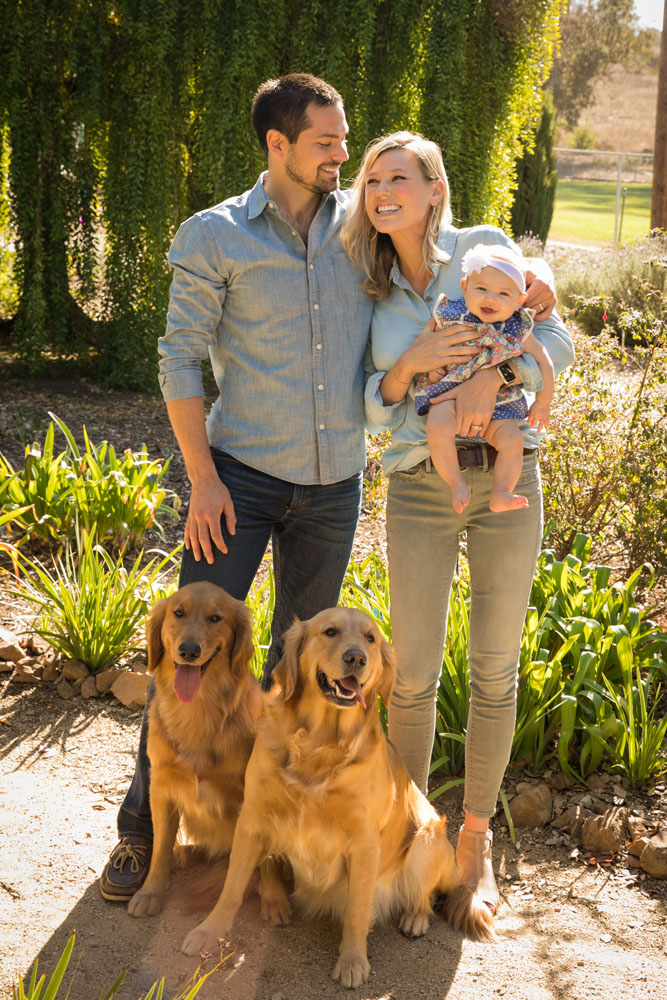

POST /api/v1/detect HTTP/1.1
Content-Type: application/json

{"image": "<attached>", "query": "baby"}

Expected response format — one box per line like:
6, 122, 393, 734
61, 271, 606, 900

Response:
414, 244, 554, 513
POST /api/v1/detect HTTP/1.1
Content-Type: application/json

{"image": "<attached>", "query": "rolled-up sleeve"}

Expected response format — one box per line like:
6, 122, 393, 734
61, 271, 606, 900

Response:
513, 311, 575, 391
158, 215, 228, 402
364, 369, 408, 434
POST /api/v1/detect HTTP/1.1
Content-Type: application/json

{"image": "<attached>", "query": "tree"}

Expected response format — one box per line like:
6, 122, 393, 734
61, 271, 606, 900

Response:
0, 0, 563, 387
651, 2, 667, 230
548, 0, 639, 128
511, 91, 558, 242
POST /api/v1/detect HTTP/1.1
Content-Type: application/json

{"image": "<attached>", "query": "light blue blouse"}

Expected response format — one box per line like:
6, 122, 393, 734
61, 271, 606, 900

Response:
365, 224, 575, 474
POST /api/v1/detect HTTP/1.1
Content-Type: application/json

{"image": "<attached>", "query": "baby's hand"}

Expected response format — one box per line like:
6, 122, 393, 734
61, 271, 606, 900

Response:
428, 366, 448, 383
527, 400, 551, 433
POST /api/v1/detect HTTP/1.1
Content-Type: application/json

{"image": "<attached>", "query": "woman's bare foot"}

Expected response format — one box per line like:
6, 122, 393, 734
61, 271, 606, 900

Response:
489, 488, 528, 512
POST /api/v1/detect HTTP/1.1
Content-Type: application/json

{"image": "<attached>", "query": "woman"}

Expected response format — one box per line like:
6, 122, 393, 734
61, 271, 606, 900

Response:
341, 133, 574, 935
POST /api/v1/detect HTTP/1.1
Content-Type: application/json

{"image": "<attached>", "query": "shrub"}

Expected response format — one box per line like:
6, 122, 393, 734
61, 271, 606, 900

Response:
0, 414, 178, 551
3, 531, 180, 672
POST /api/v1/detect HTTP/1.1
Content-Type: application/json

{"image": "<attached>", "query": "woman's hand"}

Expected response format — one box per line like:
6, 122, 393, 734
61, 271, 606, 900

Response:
393, 317, 481, 381
430, 366, 500, 437
524, 274, 555, 321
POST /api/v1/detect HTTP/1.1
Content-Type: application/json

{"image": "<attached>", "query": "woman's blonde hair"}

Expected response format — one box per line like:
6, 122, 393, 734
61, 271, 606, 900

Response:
341, 131, 452, 300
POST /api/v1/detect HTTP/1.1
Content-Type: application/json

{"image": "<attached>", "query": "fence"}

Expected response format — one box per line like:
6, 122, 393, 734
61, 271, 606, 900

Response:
554, 148, 654, 242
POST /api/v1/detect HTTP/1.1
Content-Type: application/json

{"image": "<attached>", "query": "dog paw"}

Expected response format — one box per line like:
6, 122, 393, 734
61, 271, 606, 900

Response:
399, 909, 431, 937
127, 889, 164, 918
181, 923, 219, 957
331, 953, 370, 989
260, 889, 292, 926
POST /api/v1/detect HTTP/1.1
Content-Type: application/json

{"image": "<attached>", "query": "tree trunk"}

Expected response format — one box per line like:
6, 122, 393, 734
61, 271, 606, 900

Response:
651, 3, 667, 229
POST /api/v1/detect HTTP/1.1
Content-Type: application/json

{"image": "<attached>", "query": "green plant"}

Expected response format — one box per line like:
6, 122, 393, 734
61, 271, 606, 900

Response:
569, 124, 596, 149
12, 932, 229, 1000
0, 414, 178, 551
3, 532, 181, 672
541, 287, 667, 576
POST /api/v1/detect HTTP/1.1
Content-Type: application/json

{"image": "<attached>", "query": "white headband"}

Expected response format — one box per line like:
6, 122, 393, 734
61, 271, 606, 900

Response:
461, 244, 526, 293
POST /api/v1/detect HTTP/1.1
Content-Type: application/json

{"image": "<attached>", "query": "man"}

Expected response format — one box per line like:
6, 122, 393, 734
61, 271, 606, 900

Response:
99, 73, 374, 901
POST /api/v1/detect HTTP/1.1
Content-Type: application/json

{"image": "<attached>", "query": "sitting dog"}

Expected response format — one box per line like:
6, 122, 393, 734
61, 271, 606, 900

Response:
181, 607, 470, 987
127, 581, 289, 926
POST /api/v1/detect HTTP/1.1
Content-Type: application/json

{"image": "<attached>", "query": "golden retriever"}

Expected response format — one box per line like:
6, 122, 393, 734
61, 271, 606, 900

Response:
127, 581, 290, 926
180, 606, 482, 987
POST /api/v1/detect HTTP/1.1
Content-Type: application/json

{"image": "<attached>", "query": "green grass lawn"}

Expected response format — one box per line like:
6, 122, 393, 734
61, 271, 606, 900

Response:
549, 180, 652, 245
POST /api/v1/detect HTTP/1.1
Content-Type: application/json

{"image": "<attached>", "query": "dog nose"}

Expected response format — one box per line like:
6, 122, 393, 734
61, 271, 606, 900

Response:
178, 641, 201, 662
343, 648, 366, 669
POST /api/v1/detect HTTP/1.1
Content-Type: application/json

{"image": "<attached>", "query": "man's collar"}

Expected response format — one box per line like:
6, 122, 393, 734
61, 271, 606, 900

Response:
248, 171, 346, 220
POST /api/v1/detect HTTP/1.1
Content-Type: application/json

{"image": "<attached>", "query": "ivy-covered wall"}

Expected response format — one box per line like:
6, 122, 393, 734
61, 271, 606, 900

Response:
0, 0, 563, 388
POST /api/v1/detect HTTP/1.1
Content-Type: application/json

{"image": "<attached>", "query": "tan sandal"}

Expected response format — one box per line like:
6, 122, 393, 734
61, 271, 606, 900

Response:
456, 825, 499, 915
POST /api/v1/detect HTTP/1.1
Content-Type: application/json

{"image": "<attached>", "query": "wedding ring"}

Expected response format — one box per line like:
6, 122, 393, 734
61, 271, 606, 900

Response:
471, 423, 482, 430
537, 301, 544, 312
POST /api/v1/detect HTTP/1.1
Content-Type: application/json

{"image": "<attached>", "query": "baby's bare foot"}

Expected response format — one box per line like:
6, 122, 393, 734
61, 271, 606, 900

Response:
451, 482, 470, 513
489, 490, 528, 512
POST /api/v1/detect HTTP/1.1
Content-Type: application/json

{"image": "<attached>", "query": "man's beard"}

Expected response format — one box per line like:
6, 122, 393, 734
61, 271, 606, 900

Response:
285, 153, 339, 194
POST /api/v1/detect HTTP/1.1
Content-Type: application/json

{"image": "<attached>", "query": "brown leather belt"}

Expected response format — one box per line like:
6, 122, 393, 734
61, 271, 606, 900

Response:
456, 445, 534, 470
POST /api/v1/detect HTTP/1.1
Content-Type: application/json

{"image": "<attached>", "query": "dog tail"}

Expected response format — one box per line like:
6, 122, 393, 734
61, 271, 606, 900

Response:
442, 884, 497, 942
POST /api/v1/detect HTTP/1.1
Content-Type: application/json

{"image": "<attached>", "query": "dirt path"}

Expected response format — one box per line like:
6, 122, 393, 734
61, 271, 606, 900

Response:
1, 681, 665, 1000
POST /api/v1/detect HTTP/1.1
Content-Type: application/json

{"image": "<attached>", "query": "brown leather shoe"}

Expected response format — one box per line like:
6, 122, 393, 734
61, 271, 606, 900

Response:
99, 835, 152, 901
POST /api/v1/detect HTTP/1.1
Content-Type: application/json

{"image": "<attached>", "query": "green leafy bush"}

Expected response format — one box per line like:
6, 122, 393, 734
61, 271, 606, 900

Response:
0, 414, 178, 551
3, 531, 180, 672
541, 315, 667, 576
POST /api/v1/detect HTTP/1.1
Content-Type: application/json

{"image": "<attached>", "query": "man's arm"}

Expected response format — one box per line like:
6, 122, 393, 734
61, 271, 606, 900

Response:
166, 397, 236, 564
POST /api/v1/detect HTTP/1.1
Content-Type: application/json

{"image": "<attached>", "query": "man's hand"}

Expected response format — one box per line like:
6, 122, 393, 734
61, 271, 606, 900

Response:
524, 273, 555, 320
185, 475, 236, 564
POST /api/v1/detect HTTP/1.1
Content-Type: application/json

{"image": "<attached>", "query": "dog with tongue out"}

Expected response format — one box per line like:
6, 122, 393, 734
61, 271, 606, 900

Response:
126, 581, 290, 927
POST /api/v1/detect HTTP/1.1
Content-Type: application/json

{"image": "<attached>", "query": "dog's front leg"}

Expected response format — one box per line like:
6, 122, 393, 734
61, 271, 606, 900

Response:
128, 785, 180, 918
332, 834, 380, 989
181, 812, 265, 956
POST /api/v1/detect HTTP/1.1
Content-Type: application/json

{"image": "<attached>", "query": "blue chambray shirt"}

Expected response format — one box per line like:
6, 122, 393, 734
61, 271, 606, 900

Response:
158, 175, 373, 485
365, 224, 576, 474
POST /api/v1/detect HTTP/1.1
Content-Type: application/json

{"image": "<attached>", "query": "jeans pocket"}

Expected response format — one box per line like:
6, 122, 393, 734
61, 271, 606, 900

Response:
392, 463, 426, 484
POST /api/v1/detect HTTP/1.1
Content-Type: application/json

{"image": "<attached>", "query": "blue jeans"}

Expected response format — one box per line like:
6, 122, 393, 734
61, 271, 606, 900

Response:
117, 449, 362, 838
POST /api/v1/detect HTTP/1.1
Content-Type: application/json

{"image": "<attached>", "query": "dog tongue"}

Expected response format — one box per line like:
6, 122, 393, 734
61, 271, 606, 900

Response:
338, 675, 366, 709
174, 664, 202, 703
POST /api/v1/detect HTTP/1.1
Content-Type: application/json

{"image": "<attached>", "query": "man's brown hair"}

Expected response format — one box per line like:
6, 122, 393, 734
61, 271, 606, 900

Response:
251, 73, 342, 154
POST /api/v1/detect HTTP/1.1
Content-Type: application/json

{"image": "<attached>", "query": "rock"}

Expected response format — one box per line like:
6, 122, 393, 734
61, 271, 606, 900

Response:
551, 804, 593, 839
627, 814, 649, 840
111, 672, 151, 709
628, 836, 650, 859
80, 675, 100, 699
61, 658, 90, 682
587, 774, 608, 794
11, 658, 43, 683
0, 661, 14, 673
509, 783, 552, 827
26, 634, 51, 656
639, 831, 667, 878
41, 658, 61, 683
0, 626, 24, 663
96, 667, 123, 694
581, 806, 628, 854
56, 678, 76, 700
129, 657, 148, 674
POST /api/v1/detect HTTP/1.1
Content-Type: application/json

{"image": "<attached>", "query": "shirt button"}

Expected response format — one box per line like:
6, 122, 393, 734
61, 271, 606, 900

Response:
291, 230, 297, 236
268, 202, 275, 209
309, 264, 314, 270
314, 304, 319, 310
317, 384, 324, 391
319, 424, 325, 430
426, 296, 433, 303
316, 344, 322, 350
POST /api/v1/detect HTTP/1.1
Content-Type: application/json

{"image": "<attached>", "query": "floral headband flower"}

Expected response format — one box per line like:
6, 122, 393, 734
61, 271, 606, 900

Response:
461, 244, 526, 293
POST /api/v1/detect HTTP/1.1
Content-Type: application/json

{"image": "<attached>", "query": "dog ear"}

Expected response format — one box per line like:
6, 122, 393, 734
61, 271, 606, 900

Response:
146, 597, 168, 673
272, 619, 306, 701
377, 634, 396, 707
231, 601, 255, 679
